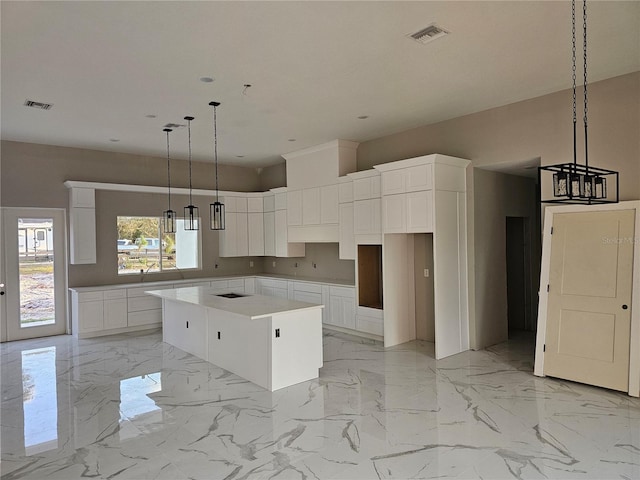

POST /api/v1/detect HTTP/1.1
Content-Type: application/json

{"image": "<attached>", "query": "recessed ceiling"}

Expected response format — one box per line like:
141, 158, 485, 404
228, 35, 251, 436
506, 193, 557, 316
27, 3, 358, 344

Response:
1, 1, 638, 168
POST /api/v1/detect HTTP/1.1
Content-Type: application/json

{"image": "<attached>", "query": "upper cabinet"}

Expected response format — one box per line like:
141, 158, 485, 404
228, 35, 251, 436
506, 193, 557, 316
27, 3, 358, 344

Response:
347, 169, 382, 244
271, 188, 305, 258
67, 186, 96, 264
283, 140, 358, 244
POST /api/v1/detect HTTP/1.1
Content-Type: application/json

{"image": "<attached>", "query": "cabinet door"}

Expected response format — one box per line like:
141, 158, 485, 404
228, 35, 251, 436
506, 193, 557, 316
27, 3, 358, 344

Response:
103, 299, 127, 330
353, 200, 371, 235
264, 211, 276, 256
381, 170, 405, 195
220, 212, 237, 257
293, 291, 322, 304
236, 213, 249, 256
247, 197, 263, 213
339, 203, 355, 260
302, 188, 321, 225
248, 212, 264, 256
320, 184, 339, 224
287, 190, 303, 226
406, 190, 432, 233
78, 301, 103, 332
341, 297, 356, 330
371, 198, 381, 234
382, 194, 406, 233
353, 178, 372, 201
275, 210, 288, 257
70, 208, 96, 264
406, 164, 433, 191
329, 296, 343, 327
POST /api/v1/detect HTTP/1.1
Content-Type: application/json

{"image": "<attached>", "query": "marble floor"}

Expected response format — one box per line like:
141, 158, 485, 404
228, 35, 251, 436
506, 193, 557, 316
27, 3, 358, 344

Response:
1, 330, 639, 480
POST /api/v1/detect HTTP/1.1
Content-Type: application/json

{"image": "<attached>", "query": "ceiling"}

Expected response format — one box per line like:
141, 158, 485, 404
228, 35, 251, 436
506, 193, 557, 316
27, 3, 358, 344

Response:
2, 1, 638, 168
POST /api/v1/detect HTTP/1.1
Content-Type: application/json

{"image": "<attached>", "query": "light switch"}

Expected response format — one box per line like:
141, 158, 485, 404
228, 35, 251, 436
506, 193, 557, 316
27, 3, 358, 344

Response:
424, 268, 429, 278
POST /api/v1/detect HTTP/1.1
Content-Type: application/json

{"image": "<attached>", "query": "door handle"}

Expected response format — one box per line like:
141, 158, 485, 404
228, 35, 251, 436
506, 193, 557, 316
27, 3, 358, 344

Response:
622, 305, 628, 310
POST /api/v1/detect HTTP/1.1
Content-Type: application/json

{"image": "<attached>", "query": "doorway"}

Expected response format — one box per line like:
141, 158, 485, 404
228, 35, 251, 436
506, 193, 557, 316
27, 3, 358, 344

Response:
506, 216, 532, 335
1, 208, 68, 341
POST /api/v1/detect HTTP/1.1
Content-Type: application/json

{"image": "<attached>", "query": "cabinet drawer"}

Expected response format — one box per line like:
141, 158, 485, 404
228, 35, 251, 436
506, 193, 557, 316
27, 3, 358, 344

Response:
294, 282, 322, 294
258, 278, 288, 290
77, 291, 104, 303
293, 291, 322, 304
329, 286, 355, 298
128, 309, 162, 327
103, 289, 126, 300
128, 296, 162, 312
191, 281, 211, 288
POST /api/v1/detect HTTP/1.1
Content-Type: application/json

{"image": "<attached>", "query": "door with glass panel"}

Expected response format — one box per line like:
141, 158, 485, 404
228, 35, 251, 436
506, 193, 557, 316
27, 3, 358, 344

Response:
1, 208, 67, 341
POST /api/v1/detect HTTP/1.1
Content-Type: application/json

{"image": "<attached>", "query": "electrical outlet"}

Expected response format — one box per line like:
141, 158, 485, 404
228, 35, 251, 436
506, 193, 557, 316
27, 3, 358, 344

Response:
424, 268, 429, 278
249, 261, 254, 268
272, 261, 276, 267
313, 263, 317, 268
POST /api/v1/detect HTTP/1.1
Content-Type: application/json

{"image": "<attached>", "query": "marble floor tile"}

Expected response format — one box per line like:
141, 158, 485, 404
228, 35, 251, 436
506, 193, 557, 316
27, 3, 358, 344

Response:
2, 329, 639, 479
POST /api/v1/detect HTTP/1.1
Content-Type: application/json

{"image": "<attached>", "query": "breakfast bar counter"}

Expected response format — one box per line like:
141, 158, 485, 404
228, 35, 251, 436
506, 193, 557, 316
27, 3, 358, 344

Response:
146, 286, 324, 391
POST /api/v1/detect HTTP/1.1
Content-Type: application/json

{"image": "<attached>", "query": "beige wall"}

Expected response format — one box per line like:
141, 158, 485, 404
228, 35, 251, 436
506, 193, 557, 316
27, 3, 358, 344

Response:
470, 169, 539, 350
261, 243, 355, 284
259, 163, 287, 191
0, 141, 265, 287
414, 234, 435, 342
358, 72, 640, 201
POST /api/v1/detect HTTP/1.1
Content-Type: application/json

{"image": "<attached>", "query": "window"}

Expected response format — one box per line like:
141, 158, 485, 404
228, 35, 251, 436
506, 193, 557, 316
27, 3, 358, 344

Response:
117, 216, 199, 275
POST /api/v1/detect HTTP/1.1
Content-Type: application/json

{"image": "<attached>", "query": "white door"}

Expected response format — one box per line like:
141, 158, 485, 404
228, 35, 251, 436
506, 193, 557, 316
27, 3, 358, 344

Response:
545, 210, 634, 392
1, 208, 67, 341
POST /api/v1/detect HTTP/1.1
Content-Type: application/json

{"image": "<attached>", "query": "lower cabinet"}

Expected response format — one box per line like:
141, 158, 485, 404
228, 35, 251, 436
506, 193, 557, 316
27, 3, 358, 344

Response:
163, 301, 208, 360
72, 289, 127, 336
327, 286, 356, 329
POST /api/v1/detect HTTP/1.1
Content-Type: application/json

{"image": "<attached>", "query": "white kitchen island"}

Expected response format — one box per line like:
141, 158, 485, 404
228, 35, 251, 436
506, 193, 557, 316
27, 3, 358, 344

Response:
146, 286, 324, 391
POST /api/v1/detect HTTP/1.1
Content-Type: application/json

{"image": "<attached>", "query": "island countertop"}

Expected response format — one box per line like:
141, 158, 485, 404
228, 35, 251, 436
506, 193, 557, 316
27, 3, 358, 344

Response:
145, 286, 324, 320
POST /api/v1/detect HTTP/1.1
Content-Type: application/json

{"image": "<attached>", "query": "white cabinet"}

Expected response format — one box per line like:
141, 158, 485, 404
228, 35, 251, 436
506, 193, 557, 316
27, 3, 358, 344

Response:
264, 211, 276, 256
328, 286, 356, 330
257, 278, 289, 299
353, 198, 381, 236
103, 290, 127, 330
273, 188, 305, 258
68, 187, 96, 265
163, 301, 208, 360
348, 170, 382, 242
220, 212, 249, 257
381, 193, 406, 233
379, 163, 434, 234
71, 289, 127, 335
339, 203, 355, 260
248, 197, 265, 256
320, 184, 339, 224
302, 188, 321, 225
287, 190, 303, 226
406, 190, 432, 232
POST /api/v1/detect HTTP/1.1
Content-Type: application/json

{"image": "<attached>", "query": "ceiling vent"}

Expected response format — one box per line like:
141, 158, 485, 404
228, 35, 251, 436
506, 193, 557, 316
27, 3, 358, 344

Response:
408, 24, 449, 45
24, 99, 53, 110
163, 123, 185, 129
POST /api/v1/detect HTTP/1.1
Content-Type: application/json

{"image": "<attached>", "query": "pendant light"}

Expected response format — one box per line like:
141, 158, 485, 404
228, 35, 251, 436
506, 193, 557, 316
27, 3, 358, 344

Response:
209, 101, 225, 230
538, 0, 618, 205
183, 116, 199, 230
162, 128, 176, 233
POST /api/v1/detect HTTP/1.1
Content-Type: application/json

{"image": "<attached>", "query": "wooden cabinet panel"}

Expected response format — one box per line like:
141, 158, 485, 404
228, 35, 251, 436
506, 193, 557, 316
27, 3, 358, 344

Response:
78, 301, 103, 332
406, 164, 433, 191
247, 197, 263, 213
236, 212, 249, 256
248, 212, 264, 256
104, 299, 127, 330
381, 170, 405, 195
70, 207, 96, 264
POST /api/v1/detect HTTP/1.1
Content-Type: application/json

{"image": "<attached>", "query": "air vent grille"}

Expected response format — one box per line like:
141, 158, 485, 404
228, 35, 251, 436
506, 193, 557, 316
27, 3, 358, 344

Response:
408, 24, 449, 44
24, 99, 53, 110
163, 123, 185, 129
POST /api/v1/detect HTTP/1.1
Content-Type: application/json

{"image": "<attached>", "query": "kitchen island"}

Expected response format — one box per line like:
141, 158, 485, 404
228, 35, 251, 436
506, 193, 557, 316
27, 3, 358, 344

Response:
145, 286, 324, 391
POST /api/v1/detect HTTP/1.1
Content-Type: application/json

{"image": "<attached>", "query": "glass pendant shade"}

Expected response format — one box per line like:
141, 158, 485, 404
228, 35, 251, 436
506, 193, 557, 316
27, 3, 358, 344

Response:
553, 171, 569, 197
570, 173, 583, 198
163, 209, 176, 233
594, 176, 607, 199
184, 205, 199, 231
210, 201, 225, 230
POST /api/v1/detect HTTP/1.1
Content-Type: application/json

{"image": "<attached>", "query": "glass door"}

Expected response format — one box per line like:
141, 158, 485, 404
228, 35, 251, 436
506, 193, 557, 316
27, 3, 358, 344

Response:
2, 208, 67, 341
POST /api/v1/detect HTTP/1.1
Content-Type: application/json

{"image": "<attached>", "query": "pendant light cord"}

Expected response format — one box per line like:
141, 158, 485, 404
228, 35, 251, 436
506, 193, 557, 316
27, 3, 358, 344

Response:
165, 129, 172, 210
571, 0, 577, 170
187, 118, 193, 205
583, 0, 589, 171
214, 104, 219, 202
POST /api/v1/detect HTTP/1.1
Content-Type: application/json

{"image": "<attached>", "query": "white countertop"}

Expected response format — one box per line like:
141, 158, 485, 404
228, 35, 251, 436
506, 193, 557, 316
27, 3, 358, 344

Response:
145, 286, 324, 320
